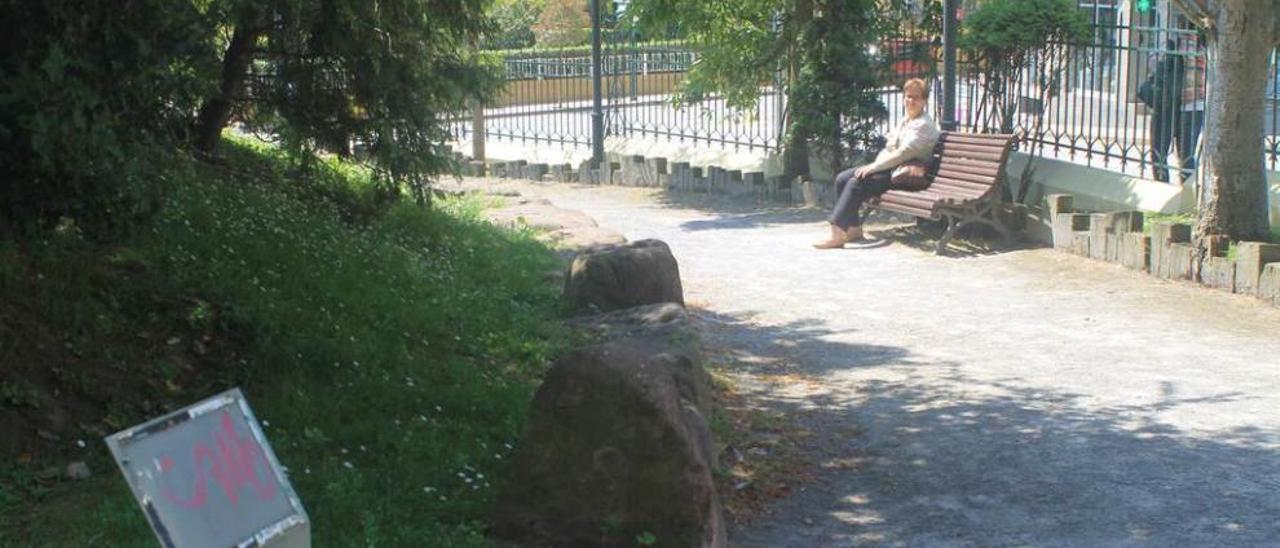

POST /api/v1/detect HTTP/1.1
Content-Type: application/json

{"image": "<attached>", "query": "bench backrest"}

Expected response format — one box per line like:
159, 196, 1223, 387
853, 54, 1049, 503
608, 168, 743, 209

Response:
929, 132, 1018, 203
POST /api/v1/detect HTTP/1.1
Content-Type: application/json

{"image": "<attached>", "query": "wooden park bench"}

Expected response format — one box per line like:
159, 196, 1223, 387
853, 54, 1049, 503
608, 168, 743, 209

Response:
866, 132, 1019, 254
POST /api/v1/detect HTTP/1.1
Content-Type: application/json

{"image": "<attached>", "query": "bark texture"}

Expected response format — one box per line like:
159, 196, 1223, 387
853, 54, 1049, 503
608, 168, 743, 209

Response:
194, 12, 266, 154
1190, 0, 1278, 254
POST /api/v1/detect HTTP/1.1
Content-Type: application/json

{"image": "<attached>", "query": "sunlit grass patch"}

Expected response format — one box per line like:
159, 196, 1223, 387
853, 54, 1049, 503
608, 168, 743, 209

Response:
2, 138, 566, 546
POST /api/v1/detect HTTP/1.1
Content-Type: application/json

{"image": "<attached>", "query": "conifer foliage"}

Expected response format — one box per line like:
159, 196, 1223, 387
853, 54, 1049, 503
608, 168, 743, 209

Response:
0, 0, 498, 235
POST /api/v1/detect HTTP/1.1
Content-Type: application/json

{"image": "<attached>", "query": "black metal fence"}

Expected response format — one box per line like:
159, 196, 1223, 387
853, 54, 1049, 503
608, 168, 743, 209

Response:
452, 33, 786, 154
458, 3, 1280, 180
951, 8, 1280, 180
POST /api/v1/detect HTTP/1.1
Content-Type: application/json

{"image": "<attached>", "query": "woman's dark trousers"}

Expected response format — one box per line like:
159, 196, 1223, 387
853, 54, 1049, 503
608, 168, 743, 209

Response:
828, 167, 893, 230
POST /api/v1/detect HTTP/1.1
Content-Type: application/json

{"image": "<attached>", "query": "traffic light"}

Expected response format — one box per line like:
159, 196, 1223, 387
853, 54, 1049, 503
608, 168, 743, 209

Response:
1136, 0, 1153, 12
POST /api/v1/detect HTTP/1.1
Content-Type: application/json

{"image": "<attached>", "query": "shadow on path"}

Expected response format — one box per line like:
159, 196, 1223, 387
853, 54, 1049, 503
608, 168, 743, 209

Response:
688, 308, 1280, 547
654, 188, 1039, 258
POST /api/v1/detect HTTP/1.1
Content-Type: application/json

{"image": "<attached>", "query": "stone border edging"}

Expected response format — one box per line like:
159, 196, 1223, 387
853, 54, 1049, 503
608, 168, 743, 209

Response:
454, 151, 820, 206
1047, 193, 1280, 307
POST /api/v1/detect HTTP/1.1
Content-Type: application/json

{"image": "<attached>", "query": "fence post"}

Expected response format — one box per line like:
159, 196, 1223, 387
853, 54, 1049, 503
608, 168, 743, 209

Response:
471, 100, 485, 163
590, 0, 606, 165
942, 0, 959, 131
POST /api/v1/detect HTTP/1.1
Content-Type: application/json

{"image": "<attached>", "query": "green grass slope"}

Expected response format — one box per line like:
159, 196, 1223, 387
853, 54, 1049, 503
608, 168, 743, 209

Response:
0, 138, 566, 546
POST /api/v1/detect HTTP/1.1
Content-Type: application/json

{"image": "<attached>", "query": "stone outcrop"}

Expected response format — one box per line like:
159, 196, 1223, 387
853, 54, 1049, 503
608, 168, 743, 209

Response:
492, 337, 725, 548
564, 239, 684, 312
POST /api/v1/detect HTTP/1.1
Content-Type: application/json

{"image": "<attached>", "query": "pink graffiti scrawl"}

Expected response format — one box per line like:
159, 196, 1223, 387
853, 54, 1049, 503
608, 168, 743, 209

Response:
160, 411, 279, 509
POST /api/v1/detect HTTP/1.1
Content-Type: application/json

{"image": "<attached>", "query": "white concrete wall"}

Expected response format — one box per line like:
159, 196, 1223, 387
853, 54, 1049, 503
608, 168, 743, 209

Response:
455, 136, 1280, 227
1013, 152, 1279, 228
1011, 152, 1194, 215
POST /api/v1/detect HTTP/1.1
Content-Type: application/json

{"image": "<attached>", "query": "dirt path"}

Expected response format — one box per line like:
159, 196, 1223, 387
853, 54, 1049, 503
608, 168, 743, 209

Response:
463, 179, 1280, 547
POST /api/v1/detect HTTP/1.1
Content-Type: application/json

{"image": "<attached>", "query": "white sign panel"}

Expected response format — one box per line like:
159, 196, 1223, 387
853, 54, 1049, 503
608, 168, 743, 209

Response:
105, 388, 309, 548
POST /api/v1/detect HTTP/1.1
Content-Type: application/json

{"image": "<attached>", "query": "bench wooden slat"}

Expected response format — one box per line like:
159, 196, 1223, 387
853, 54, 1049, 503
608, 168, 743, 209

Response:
930, 176, 995, 193
879, 192, 939, 208
934, 168, 998, 186
936, 157, 1003, 175
941, 133, 1016, 145
874, 199, 936, 219
865, 131, 1017, 254
938, 142, 1007, 154
881, 190, 983, 210
935, 144, 1005, 162
916, 187, 986, 201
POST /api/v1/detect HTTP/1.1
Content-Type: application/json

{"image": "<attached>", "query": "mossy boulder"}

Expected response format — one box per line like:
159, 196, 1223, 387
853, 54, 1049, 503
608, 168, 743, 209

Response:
493, 336, 724, 548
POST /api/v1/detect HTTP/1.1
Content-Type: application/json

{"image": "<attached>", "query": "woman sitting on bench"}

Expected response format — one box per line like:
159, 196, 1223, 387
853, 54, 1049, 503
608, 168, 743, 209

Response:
814, 78, 940, 249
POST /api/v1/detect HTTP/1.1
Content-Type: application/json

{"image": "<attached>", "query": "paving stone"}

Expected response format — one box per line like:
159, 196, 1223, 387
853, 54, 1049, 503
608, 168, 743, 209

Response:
524, 163, 549, 181
578, 160, 619, 185
1064, 214, 1091, 256
1201, 256, 1237, 292
1104, 234, 1121, 263
490, 161, 507, 178
645, 158, 668, 187
742, 172, 766, 199
550, 163, 576, 182
1087, 213, 1140, 262
503, 160, 527, 179
1120, 233, 1150, 271
1069, 232, 1090, 256
763, 175, 788, 202
1259, 263, 1280, 305
669, 162, 690, 190
1164, 243, 1196, 281
1088, 214, 1108, 260
1150, 223, 1192, 279
727, 170, 753, 197
1053, 213, 1076, 250
1234, 242, 1280, 297
706, 167, 725, 194
619, 155, 645, 186
1045, 194, 1073, 217
691, 167, 708, 193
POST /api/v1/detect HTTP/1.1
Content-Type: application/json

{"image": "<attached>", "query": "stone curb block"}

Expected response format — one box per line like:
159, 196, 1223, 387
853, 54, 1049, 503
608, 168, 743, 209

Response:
1201, 256, 1237, 292
1235, 242, 1280, 297
524, 163, 549, 182
1165, 243, 1196, 281
1120, 233, 1150, 272
1260, 264, 1280, 305
1150, 223, 1192, 279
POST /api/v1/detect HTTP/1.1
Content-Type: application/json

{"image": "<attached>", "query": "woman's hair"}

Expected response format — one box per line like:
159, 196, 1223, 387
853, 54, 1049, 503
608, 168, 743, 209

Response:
903, 78, 929, 100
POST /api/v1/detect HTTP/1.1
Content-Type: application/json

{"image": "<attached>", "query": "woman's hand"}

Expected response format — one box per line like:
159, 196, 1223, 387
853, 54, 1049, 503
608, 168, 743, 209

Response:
854, 166, 873, 179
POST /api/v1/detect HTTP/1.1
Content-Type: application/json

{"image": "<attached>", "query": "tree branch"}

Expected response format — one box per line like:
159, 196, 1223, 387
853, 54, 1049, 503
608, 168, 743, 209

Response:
1168, 0, 1216, 32
193, 9, 268, 154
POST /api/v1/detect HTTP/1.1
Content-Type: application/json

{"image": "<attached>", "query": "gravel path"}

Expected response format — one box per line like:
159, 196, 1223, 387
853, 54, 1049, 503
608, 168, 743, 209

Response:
468, 180, 1280, 547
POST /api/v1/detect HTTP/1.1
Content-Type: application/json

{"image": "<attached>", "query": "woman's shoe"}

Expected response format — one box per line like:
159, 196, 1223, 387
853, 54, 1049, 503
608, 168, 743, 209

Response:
813, 238, 846, 249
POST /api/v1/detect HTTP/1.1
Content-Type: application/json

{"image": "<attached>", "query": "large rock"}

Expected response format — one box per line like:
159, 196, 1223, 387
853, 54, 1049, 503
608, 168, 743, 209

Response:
567, 303, 710, 415
565, 239, 684, 312
493, 338, 725, 548
484, 197, 599, 233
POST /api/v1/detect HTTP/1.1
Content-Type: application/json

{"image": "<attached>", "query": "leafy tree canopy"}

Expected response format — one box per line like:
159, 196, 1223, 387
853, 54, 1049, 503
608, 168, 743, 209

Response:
0, 0, 497, 237
628, 0, 924, 172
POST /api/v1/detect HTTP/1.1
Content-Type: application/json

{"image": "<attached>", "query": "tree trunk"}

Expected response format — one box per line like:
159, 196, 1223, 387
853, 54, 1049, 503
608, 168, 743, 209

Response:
1192, 0, 1277, 252
193, 13, 266, 154
782, 0, 814, 180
